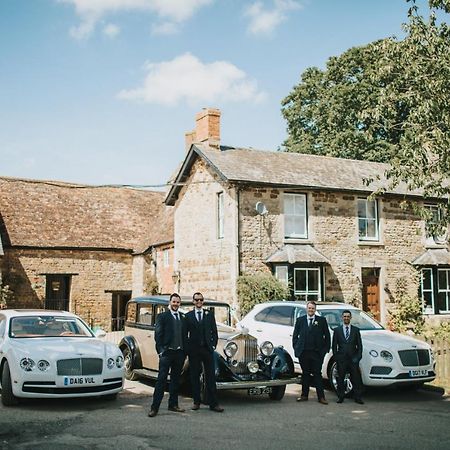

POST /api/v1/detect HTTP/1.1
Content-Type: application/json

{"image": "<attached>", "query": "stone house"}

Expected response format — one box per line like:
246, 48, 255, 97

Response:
165, 109, 450, 325
0, 177, 174, 330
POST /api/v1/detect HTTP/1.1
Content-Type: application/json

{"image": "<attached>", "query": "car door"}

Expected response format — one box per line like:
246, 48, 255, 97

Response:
251, 305, 296, 355
134, 304, 159, 371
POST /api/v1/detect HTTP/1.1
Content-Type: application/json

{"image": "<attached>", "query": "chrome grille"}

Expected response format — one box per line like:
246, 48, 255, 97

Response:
57, 358, 103, 376
231, 335, 258, 375
398, 350, 430, 367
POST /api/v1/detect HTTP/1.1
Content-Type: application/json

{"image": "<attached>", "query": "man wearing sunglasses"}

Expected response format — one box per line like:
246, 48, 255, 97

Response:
186, 292, 224, 412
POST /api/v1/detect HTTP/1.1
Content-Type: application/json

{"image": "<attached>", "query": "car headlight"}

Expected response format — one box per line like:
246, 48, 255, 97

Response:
107, 357, 116, 369
247, 361, 259, 373
369, 350, 379, 357
116, 355, 124, 368
260, 341, 274, 357
37, 360, 50, 371
20, 358, 36, 372
380, 350, 393, 362
224, 341, 238, 358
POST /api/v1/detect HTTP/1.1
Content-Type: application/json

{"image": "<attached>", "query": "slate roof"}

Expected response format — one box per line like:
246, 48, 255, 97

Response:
411, 248, 450, 266
165, 144, 424, 205
0, 177, 173, 253
265, 244, 330, 264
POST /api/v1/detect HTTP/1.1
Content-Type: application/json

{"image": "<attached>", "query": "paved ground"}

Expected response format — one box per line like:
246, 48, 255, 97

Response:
0, 380, 449, 450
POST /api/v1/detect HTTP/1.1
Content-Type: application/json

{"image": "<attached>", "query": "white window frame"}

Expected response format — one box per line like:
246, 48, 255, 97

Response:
358, 198, 379, 241
163, 249, 170, 268
420, 268, 435, 314
437, 268, 450, 313
217, 192, 224, 239
293, 268, 321, 301
284, 193, 308, 239
274, 265, 289, 287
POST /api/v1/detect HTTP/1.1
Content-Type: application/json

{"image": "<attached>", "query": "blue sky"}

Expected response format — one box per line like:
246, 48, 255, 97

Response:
0, 0, 429, 187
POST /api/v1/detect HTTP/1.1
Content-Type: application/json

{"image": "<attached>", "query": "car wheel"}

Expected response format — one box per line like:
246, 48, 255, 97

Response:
200, 364, 209, 405
121, 346, 139, 381
1, 361, 19, 406
268, 385, 286, 401
328, 360, 353, 396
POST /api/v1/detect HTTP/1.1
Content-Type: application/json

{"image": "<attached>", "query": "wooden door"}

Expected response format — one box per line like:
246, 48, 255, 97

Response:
362, 270, 380, 321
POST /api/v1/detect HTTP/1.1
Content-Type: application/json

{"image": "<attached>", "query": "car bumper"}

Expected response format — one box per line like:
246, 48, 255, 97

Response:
217, 376, 300, 390
364, 371, 436, 386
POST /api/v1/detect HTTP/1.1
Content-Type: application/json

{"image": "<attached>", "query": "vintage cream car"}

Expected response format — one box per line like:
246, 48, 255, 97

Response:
238, 301, 436, 393
119, 296, 299, 401
0, 309, 124, 406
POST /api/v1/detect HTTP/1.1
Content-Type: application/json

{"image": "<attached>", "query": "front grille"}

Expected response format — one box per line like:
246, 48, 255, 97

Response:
370, 366, 392, 375
398, 350, 430, 367
57, 358, 103, 376
230, 335, 258, 375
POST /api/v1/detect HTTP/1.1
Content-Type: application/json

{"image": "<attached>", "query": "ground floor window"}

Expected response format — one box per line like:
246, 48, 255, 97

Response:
420, 267, 450, 314
273, 264, 324, 301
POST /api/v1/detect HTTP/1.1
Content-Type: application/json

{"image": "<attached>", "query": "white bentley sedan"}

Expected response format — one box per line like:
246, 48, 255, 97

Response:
238, 302, 436, 393
0, 309, 124, 406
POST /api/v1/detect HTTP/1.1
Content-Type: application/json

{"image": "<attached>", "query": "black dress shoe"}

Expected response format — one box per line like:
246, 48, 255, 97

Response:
336, 398, 344, 404
209, 405, 224, 412
355, 398, 364, 405
191, 403, 200, 411
168, 406, 185, 413
318, 398, 328, 405
148, 409, 158, 417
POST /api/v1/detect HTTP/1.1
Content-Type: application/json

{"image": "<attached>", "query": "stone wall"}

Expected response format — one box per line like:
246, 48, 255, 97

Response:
174, 159, 238, 305
3, 248, 133, 330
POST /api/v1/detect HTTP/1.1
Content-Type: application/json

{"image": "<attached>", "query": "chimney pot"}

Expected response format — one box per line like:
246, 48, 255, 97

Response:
195, 108, 221, 149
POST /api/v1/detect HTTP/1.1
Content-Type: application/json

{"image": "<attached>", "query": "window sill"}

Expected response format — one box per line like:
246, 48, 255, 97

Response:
357, 241, 385, 247
283, 239, 312, 244
424, 243, 447, 249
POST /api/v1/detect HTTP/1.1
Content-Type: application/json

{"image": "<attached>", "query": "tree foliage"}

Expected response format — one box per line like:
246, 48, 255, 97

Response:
282, 0, 450, 224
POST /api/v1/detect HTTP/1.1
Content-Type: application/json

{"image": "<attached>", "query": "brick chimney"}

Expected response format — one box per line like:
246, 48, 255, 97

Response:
185, 108, 221, 151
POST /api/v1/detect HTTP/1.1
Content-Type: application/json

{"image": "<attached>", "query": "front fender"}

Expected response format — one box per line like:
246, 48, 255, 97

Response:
270, 346, 295, 379
119, 336, 142, 370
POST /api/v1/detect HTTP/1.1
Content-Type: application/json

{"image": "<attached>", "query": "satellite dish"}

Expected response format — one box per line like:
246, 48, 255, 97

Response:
255, 201, 268, 216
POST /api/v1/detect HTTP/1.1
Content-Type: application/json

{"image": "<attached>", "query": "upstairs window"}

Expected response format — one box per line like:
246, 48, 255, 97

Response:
358, 198, 379, 241
284, 193, 307, 239
163, 249, 170, 268
424, 204, 446, 244
217, 192, 224, 239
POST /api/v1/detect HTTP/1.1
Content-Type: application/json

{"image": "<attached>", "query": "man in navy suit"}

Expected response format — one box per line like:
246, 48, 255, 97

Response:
292, 301, 331, 404
186, 292, 224, 412
332, 310, 364, 404
148, 293, 188, 417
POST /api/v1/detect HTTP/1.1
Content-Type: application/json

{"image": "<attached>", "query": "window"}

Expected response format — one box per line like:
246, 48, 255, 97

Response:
275, 265, 289, 286
294, 268, 320, 301
137, 305, 153, 325
217, 192, 224, 239
358, 198, 379, 241
437, 269, 450, 313
421, 268, 435, 314
163, 249, 170, 268
284, 193, 307, 239
125, 302, 137, 323
255, 306, 294, 326
424, 204, 446, 243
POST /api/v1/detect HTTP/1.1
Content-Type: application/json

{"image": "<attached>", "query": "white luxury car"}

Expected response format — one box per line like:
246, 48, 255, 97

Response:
0, 309, 124, 406
238, 301, 436, 393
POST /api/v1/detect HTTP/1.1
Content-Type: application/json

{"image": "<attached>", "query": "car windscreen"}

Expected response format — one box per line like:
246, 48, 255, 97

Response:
179, 304, 231, 326
9, 316, 94, 338
319, 309, 383, 331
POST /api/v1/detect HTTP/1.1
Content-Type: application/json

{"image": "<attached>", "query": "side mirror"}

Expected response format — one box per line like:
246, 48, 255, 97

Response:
94, 329, 107, 338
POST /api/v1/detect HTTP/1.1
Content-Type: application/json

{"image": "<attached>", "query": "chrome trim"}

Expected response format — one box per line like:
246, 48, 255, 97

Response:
217, 377, 300, 390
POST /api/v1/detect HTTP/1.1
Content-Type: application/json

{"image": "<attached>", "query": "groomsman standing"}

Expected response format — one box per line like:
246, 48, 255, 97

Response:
332, 310, 364, 404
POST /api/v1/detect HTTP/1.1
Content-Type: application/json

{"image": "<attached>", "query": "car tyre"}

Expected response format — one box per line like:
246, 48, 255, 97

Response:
200, 364, 209, 405
328, 360, 353, 396
268, 385, 286, 401
1, 361, 19, 406
122, 346, 139, 381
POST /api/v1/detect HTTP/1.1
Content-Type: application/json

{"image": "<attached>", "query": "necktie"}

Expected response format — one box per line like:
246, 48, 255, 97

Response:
345, 326, 349, 340
197, 311, 202, 322
174, 313, 179, 320
309, 318, 313, 328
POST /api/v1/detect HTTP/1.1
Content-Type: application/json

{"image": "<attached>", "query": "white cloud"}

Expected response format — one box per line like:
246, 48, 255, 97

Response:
117, 53, 266, 106
151, 21, 178, 36
244, 0, 302, 36
103, 23, 121, 38
59, 0, 213, 39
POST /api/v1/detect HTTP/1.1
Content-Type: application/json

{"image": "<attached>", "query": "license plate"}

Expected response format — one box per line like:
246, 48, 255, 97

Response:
62, 376, 99, 386
409, 369, 428, 378
248, 387, 272, 396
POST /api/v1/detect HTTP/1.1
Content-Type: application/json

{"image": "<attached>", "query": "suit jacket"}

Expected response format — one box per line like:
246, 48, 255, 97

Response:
292, 314, 331, 359
332, 325, 363, 364
186, 309, 218, 353
154, 309, 188, 355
